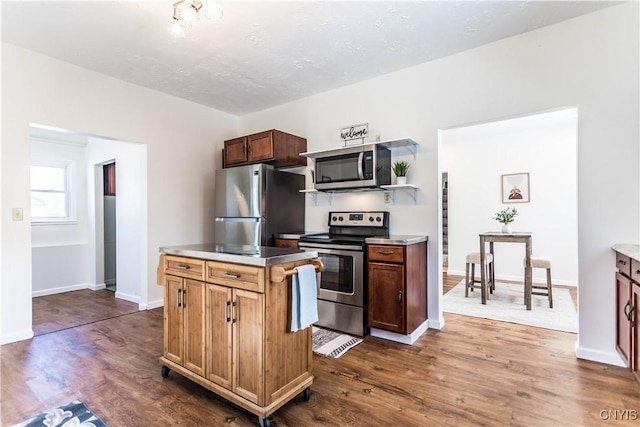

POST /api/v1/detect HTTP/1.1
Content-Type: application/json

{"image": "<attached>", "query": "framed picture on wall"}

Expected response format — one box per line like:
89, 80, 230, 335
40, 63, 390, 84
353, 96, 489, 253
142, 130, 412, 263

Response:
502, 172, 530, 203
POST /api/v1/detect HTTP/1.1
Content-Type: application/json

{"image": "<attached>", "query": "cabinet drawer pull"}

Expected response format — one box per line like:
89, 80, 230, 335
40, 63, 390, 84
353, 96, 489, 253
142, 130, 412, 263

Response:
624, 300, 632, 320
177, 289, 182, 307
176, 264, 191, 270
231, 301, 237, 323
618, 259, 627, 266
225, 301, 231, 323
378, 250, 395, 255
398, 291, 403, 305
630, 305, 636, 327
223, 273, 241, 279
636, 270, 640, 275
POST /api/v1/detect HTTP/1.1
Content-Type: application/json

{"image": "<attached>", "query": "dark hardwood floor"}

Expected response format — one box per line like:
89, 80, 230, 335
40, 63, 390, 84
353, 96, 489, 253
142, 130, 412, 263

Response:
32, 289, 139, 336
3, 283, 638, 426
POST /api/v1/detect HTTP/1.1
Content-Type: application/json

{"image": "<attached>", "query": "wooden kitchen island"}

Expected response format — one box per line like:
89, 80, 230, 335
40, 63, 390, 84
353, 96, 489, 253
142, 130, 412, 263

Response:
157, 244, 321, 427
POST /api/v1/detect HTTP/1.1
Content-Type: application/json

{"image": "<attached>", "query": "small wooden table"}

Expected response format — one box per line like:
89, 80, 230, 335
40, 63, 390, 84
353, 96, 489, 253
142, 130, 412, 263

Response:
479, 232, 533, 310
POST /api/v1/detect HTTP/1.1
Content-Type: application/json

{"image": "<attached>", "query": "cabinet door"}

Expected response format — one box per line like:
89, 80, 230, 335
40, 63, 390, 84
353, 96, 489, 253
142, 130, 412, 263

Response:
205, 283, 233, 389
247, 131, 274, 162
632, 283, 640, 380
183, 279, 206, 376
224, 137, 248, 166
616, 272, 632, 367
368, 262, 405, 333
233, 289, 264, 405
164, 275, 184, 366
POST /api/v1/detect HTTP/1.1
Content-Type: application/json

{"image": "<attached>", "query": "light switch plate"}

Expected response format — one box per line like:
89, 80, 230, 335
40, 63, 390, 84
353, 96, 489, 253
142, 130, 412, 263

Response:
12, 208, 24, 221
384, 192, 391, 204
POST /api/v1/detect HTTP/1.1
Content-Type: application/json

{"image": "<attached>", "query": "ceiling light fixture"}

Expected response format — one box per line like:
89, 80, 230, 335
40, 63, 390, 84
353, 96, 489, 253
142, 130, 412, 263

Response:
169, 0, 223, 38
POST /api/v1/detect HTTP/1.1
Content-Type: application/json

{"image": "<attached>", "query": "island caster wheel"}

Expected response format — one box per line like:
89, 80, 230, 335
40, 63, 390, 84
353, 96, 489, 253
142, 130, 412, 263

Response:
303, 387, 311, 401
161, 365, 170, 378
258, 416, 271, 427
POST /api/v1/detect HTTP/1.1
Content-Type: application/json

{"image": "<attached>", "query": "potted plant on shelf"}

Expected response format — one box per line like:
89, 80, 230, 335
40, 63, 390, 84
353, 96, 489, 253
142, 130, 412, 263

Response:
392, 160, 410, 185
493, 207, 518, 234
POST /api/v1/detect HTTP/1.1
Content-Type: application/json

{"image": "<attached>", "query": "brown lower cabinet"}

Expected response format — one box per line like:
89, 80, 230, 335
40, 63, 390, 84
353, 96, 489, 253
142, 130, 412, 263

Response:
367, 242, 427, 335
614, 250, 640, 383
274, 238, 299, 249
157, 254, 314, 424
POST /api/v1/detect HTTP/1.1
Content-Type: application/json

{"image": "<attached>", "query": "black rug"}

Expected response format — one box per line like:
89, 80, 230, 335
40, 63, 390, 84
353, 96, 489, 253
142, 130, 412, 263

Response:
12, 400, 107, 427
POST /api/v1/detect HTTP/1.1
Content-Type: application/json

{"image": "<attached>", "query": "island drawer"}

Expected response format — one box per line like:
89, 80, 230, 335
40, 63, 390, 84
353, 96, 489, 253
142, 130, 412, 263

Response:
616, 252, 632, 277
165, 255, 205, 280
368, 245, 404, 263
206, 261, 265, 292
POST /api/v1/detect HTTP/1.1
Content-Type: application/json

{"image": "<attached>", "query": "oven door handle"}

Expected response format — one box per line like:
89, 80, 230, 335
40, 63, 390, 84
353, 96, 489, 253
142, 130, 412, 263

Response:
357, 152, 365, 180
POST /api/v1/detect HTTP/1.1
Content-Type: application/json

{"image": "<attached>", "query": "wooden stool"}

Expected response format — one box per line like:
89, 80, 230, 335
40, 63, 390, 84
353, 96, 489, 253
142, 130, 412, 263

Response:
524, 256, 553, 308
465, 252, 494, 297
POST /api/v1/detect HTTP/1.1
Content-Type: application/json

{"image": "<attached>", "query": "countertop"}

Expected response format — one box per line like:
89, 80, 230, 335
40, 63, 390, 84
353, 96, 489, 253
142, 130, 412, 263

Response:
612, 244, 640, 262
160, 243, 318, 266
365, 235, 428, 245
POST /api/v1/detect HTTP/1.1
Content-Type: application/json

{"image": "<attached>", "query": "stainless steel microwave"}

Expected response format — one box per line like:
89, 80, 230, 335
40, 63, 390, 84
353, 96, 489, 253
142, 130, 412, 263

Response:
313, 144, 391, 191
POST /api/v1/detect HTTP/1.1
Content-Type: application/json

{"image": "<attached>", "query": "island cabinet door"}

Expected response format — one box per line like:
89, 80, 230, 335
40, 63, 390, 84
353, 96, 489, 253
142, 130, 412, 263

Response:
616, 272, 632, 367
233, 289, 264, 405
164, 275, 184, 366
632, 283, 640, 380
183, 279, 206, 377
368, 262, 405, 334
205, 283, 233, 389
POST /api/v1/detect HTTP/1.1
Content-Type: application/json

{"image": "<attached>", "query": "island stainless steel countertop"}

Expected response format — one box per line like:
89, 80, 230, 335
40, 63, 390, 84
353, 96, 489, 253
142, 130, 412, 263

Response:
160, 243, 318, 266
365, 235, 428, 245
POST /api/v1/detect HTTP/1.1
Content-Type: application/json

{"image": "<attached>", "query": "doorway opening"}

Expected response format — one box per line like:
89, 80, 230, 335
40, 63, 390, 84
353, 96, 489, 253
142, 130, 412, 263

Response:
29, 124, 147, 336
103, 162, 116, 292
439, 107, 579, 332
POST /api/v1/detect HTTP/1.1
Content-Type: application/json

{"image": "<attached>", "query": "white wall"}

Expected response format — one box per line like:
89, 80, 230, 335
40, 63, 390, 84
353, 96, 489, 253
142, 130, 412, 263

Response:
1, 42, 238, 344
86, 137, 147, 305
239, 4, 639, 365
30, 136, 92, 295
442, 109, 579, 286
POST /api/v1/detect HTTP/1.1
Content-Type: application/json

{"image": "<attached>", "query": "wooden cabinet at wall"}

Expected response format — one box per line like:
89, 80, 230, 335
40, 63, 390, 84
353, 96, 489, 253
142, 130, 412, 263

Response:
162, 256, 206, 376
223, 129, 307, 169
615, 250, 640, 383
274, 238, 299, 249
367, 242, 427, 335
157, 254, 314, 425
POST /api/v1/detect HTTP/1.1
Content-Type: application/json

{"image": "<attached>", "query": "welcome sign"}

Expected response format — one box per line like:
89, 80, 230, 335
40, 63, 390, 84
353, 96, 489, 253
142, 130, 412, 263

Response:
340, 123, 368, 146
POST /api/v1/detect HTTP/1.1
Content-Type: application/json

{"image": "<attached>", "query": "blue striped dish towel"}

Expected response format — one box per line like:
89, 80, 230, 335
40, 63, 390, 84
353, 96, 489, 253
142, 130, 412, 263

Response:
290, 264, 319, 332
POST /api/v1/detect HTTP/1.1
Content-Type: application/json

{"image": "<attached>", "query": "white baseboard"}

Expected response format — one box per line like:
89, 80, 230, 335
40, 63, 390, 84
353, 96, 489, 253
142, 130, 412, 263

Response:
446, 270, 577, 287
115, 291, 140, 304
575, 342, 626, 367
370, 320, 429, 345
141, 299, 164, 310
428, 315, 445, 330
32, 283, 96, 297
88, 283, 107, 291
1, 329, 34, 345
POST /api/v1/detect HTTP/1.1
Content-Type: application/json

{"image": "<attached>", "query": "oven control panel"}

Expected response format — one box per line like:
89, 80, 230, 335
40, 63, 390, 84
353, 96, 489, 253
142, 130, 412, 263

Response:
328, 211, 388, 227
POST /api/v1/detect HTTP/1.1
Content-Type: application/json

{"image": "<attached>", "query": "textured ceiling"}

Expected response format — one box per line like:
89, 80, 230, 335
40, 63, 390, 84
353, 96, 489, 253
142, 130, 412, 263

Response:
1, 1, 617, 115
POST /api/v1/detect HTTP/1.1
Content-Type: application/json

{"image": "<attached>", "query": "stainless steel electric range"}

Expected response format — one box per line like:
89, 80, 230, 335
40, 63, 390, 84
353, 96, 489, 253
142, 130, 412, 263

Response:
298, 211, 389, 336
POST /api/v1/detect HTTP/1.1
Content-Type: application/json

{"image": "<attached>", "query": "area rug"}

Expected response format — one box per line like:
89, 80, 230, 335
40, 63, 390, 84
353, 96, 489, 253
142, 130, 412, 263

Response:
442, 280, 578, 333
12, 400, 107, 427
312, 326, 363, 358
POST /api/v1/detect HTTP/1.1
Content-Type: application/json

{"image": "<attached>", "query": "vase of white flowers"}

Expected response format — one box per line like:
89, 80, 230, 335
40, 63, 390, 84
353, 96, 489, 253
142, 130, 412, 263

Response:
493, 207, 518, 234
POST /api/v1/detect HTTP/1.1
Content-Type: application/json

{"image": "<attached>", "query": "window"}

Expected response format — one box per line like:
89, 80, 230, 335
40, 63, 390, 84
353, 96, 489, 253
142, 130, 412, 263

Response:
30, 162, 75, 223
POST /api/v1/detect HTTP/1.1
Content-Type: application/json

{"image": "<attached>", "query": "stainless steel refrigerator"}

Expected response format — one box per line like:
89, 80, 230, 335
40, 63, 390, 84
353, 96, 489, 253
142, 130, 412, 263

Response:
214, 164, 305, 248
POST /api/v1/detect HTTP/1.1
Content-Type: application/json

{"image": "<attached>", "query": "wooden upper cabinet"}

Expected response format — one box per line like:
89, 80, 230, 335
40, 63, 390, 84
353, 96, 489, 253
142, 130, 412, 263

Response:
223, 137, 248, 166
223, 129, 307, 169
